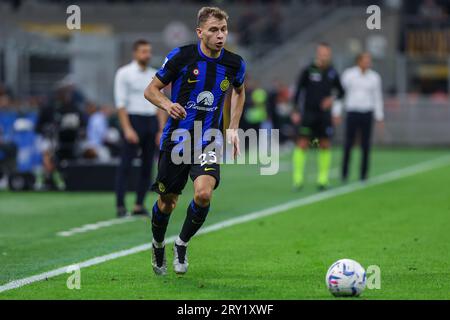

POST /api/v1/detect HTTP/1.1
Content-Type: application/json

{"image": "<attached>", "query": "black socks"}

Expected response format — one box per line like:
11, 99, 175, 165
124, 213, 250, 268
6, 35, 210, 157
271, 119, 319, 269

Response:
151, 201, 171, 244
179, 200, 210, 243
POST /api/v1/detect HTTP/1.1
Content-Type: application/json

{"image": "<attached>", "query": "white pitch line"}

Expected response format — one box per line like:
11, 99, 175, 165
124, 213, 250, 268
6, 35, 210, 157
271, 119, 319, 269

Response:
1, 155, 449, 294
56, 216, 139, 237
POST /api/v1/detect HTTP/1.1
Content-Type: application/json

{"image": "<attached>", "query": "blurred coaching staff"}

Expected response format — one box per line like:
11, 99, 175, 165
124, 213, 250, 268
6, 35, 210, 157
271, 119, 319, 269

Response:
333, 52, 384, 182
114, 40, 163, 217
291, 42, 344, 191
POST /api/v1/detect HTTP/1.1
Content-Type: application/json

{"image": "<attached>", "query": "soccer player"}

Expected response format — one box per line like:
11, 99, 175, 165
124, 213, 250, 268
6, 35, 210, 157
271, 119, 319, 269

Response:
144, 7, 246, 275
291, 43, 344, 190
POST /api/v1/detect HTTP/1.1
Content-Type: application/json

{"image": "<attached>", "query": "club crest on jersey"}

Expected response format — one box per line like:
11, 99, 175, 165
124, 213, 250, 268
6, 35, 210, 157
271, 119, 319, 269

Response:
328, 69, 336, 79
192, 68, 200, 76
186, 91, 217, 112
310, 72, 322, 82
220, 78, 230, 92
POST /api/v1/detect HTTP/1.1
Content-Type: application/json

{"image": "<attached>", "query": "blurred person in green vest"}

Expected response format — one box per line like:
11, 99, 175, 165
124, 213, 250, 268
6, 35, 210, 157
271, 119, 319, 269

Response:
244, 88, 268, 132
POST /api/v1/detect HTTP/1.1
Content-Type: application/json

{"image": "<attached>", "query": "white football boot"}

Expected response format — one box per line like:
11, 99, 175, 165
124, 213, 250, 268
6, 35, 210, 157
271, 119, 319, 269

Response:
151, 240, 167, 276
173, 243, 189, 275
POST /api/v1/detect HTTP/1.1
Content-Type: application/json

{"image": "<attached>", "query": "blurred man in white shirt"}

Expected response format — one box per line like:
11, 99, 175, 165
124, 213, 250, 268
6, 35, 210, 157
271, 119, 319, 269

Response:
114, 40, 163, 217
333, 52, 384, 181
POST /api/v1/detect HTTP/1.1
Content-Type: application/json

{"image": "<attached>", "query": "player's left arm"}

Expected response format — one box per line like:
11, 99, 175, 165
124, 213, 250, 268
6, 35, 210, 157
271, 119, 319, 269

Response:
228, 83, 245, 159
227, 58, 246, 159
229, 83, 245, 130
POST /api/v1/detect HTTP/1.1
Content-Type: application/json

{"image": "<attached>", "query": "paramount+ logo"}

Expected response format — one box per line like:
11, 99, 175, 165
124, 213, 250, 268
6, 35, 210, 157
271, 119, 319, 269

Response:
186, 91, 218, 112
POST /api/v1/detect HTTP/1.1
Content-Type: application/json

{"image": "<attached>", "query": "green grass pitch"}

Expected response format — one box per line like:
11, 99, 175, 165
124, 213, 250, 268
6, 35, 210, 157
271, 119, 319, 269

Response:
0, 148, 449, 299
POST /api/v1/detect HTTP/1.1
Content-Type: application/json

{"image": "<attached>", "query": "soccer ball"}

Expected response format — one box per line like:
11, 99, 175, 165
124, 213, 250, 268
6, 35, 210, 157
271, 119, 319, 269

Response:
326, 259, 366, 297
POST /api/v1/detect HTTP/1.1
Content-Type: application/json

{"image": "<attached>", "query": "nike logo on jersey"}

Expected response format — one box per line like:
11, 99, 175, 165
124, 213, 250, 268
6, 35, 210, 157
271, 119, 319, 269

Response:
187, 78, 200, 83
204, 167, 216, 172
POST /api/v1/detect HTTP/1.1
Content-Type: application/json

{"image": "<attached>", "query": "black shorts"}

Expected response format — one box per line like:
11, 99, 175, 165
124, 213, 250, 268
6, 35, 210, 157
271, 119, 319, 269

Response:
297, 112, 333, 140
151, 151, 220, 195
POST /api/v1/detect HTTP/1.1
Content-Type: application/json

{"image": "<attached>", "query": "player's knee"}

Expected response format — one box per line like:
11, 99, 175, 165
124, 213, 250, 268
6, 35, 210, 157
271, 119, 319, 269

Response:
159, 196, 177, 213
160, 201, 176, 213
194, 188, 212, 206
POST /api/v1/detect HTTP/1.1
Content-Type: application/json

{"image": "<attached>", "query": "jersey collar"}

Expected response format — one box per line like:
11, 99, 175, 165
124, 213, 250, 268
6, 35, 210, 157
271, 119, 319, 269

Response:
197, 42, 224, 62
131, 60, 148, 72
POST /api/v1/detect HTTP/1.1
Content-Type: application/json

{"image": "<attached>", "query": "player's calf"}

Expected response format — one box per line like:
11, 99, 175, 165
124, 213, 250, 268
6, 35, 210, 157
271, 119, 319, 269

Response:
179, 177, 214, 242
179, 200, 209, 243
151, 199, 173, 244
173, 199, 210, 275
172, 173, 215, 274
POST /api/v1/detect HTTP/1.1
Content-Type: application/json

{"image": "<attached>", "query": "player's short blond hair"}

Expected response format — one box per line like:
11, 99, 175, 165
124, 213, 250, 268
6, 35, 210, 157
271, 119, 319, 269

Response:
197, 7, 229, 27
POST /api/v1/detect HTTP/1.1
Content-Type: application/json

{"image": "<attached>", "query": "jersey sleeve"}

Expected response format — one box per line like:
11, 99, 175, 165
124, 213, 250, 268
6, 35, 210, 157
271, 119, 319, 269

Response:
293, 68, 308, 109
330, 69, 345, 117
232, 58, 246, 88
333, 69, 345, 100
373, 73, 384, 121
155, 47, 182, 85
114, 68, 128, 109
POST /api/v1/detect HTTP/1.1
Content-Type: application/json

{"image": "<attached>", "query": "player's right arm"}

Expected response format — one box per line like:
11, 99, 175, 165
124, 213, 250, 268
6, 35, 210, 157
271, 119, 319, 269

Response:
144, 47, 186, 120
144, 77, 186, 120
291, 68, 308, 125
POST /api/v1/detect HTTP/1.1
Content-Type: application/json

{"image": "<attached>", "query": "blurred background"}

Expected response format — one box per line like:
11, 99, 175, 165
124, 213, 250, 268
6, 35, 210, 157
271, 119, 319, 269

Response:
0, 0, 449, 191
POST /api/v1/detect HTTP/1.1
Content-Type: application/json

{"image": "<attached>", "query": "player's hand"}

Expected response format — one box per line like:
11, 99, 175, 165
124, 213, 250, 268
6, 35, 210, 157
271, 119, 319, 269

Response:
124, 128, 139, 144
332, 116, 342, 126
321, 96, 334, 111
165, 103, 187, 120
290, 112, 301, 125
227, 128, 241, 160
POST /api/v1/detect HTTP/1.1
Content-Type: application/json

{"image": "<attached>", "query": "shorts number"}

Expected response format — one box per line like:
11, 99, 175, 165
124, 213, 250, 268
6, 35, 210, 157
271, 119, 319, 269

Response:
198, 151, 217, 166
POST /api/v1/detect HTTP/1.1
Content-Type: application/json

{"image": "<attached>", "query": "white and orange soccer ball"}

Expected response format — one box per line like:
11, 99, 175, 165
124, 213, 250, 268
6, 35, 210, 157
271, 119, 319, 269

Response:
326, 259, 366, 297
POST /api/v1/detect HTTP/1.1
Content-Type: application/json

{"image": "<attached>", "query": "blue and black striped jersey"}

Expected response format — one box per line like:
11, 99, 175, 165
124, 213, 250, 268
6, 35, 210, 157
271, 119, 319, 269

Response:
155, 42, 246, 152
